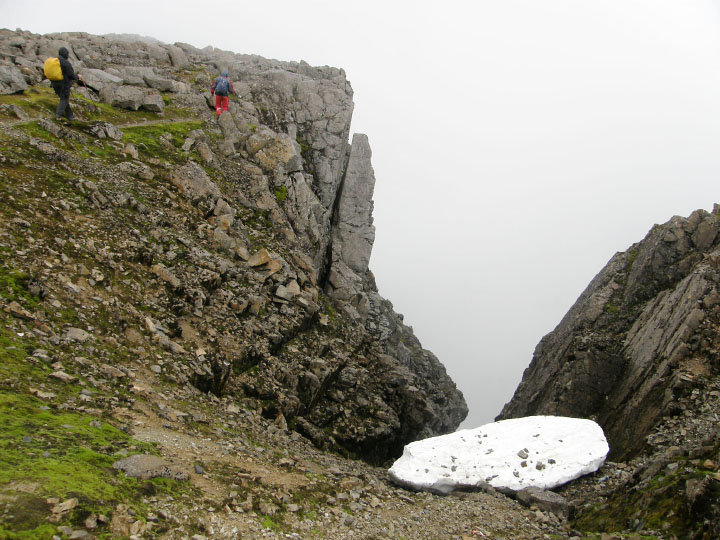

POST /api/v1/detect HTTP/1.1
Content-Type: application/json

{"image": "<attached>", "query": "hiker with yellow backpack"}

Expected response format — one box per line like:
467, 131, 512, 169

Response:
44, 47, 83, 122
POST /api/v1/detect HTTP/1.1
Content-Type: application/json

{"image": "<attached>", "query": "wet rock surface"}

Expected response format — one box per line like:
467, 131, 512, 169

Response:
499, 205, 720, 538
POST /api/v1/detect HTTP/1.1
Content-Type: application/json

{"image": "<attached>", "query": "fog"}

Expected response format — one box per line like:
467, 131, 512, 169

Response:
4, 0, 720, 427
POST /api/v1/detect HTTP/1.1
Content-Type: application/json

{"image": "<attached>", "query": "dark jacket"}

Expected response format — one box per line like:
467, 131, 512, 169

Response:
58, 47, 78, 84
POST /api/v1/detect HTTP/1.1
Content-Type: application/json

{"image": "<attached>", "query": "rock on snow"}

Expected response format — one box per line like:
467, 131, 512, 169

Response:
388, 416, 609, 494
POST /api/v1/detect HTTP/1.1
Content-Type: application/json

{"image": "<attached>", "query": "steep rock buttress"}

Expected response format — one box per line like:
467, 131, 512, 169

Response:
0, 29, 467, 463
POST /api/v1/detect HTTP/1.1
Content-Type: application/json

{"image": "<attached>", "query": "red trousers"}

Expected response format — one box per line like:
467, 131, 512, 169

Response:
215, 95, 229, 115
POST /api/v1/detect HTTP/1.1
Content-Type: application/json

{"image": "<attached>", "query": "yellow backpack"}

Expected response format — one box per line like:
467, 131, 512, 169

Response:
43, 57, 63, 81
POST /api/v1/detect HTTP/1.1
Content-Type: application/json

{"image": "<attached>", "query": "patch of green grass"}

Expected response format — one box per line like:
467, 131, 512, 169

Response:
0, 324, 33, 366
0, 86, 57, 117
260, 514, 283, 532
246, 209, 273, 230
122, 121, 203, 163
320, 295, 337, 323
0, 390, 193, 537
603, 303, 620, 315
0, 268, 39, 310
16, 122, 58, 143
0, 323, 83, 409
296, 137, 311, 155
274, 185, 288, 203
627, 248, 639, 269
34, 168, 79, 199
77, 139, 123, 162
0, 84, 198, 129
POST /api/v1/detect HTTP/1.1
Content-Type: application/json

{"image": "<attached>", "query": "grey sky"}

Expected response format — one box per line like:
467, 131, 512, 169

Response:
4, 0, 720, 428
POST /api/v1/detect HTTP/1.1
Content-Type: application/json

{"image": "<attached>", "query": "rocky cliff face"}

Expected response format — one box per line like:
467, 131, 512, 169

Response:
0, 29, 467, 464
497, 206, 720, 537
498, 206, 720, 461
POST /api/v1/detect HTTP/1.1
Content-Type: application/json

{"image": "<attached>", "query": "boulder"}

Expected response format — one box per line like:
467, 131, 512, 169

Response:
142, 91, 165, 112
63, 327, 92, 343
81, 68, 122, 93
388, 416, 609, 494
254, 133, 303, 173
246, 126, 277, 156
169, 161, 221, 202
35, 40, 74, 62
89, 122, 123, 140
144, 43, 170, 63
115, 66, 155, 87
217, 111, 240, 143
143, 74, 175, 92
1, 103, 29, 120
101, 85, 144, 110
516, 487, 572, 519
168, 45, 189, 68
0, 65, 28, 94
213, 198, 236, 217
275, 280, 301, 301
151, 263, 181, 289
248, 248, 272, 267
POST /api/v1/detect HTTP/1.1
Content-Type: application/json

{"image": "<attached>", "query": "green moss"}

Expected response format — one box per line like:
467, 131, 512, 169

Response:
77, 140, 123, 161
296, 137, 311, 155
0, 84, 200, 129
320, 296, 337, 323
122, 121, 203, 163
0, 86, 58, 117
246, 209, 273, 230
17, 122, 57, 142
260, 514, 283, 531
0, 269, 39, 310
574, 459, 698, 537
0, 390, 194, 537
274, 185, 288, 203
0, 517, 59, 540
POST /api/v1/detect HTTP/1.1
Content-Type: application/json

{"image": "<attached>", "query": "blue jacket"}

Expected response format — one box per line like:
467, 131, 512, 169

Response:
210, 72, 235, 96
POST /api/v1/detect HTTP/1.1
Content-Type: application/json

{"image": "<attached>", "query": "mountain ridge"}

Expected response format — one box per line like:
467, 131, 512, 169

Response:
3, 27, 470, 463
3, 26, 717, 539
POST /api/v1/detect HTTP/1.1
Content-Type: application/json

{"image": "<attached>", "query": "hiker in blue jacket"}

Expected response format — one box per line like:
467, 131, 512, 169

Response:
52, 47, 81, 121
210, 69, 235, 116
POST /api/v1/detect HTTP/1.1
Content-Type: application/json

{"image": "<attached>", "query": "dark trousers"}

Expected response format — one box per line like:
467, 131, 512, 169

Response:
51, 80, 74, 120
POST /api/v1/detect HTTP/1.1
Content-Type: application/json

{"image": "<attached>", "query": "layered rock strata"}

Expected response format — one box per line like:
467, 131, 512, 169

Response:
499, 206, 720, 461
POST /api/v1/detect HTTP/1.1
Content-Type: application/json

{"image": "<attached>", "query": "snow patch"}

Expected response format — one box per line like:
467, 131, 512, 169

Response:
388, 416, 609, 494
